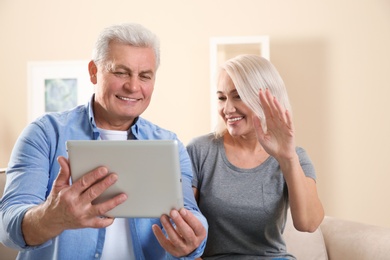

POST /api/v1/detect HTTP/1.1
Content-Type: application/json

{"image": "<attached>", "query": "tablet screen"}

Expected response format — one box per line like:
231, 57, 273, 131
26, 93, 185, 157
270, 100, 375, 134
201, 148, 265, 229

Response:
66, 140, 184, 218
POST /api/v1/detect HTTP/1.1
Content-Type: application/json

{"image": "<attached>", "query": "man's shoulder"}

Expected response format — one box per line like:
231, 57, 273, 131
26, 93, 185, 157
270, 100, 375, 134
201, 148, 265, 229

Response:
30, 105, 88, 131
136, 117, 178, 140
35, 105, 87, 123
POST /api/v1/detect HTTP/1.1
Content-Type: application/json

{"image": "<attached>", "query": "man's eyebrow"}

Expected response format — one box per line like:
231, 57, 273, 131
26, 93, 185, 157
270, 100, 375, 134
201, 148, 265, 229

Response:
140, 69, 154, 75
110, 64, 154, 76
111, 64, 130, 71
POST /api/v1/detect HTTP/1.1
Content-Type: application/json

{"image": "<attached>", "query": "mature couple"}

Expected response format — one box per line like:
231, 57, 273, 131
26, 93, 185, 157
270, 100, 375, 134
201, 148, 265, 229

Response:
0, 23, 323, 260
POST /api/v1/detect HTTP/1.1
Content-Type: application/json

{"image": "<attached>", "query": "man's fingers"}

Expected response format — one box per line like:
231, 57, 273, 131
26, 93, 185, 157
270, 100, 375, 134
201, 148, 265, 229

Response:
161, 212, 185, 245
153, 215, 177, 252
177, 208, 206, 238
152, 223, 166, 242
53, 156, 72, 191
71, 166, 109, 194
166, 208, 205, 250
153, 209, 206, 257
68, 163, 127, 218
91, 193, 128, 217
80, 173, 117, 201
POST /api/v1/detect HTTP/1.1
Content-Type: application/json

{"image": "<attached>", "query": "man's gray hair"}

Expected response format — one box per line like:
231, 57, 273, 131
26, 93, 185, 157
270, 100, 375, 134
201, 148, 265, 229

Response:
92, 23, 160, 69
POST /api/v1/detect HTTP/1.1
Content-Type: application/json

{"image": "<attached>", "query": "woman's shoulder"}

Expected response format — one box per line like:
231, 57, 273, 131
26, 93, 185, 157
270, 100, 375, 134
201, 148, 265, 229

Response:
187, 133, 219, 148
295, 146, 312, 160
186, 133, 221, 164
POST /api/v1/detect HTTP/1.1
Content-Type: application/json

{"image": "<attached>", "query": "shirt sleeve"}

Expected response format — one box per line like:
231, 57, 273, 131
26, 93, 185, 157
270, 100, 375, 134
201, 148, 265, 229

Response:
0, 121, 54, 250
167, 139, 208, 258
296, 147, 317, 180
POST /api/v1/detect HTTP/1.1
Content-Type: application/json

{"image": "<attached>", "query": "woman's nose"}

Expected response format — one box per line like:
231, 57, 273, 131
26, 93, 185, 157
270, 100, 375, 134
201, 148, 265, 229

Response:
224, 99, 236, 114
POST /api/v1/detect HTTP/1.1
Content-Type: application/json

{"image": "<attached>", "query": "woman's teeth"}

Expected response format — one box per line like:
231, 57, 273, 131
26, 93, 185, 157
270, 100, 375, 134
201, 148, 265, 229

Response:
227, 117, 243, 122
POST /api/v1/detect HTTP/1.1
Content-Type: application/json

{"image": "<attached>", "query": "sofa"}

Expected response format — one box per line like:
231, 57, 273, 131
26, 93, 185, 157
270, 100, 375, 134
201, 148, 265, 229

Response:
283, 208, 390, 259
1, 170, 390, 260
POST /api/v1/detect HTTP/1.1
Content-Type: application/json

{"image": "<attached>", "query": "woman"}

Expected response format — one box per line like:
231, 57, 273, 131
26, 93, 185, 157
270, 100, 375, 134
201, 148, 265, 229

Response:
187, 54, 324, 259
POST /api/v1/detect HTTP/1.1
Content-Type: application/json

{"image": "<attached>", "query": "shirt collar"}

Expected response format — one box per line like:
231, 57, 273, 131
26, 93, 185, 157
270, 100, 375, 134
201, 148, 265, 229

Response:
88, 94, 140, 140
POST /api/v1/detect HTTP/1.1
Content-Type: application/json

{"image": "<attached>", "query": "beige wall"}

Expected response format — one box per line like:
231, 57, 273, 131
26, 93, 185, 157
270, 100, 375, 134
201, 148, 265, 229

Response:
1, 0, 389, 227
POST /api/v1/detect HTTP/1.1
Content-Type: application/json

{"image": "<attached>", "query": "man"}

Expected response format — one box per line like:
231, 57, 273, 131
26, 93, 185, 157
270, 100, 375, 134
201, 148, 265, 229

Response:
0, 23, 207, 259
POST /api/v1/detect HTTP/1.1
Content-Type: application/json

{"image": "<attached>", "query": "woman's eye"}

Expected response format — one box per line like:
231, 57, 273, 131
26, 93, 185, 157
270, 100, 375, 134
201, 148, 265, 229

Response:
218, 96, 226, 101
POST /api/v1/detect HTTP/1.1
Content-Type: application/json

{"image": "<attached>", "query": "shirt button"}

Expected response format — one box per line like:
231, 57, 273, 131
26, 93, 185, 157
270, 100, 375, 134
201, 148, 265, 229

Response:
95, 253, 100, 258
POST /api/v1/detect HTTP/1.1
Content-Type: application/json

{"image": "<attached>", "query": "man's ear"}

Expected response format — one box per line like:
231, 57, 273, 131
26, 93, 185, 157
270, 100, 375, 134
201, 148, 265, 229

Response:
88, 60, 98, 84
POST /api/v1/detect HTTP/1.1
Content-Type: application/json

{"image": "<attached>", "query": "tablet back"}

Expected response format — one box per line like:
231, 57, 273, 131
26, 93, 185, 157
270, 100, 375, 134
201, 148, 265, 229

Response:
66, 140, 184, 218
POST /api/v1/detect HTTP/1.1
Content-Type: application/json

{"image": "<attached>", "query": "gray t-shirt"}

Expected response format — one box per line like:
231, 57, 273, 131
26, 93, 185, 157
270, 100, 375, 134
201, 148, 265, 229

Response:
187, 133, 316, 260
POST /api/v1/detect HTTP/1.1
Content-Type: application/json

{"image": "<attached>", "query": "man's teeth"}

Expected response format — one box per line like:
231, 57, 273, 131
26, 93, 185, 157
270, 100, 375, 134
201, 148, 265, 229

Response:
118, 96, 136, 101
228, 117, 243, 122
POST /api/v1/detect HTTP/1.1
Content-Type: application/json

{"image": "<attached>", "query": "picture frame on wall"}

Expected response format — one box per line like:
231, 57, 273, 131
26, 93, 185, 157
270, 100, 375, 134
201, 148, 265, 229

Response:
27, 60, 93, 123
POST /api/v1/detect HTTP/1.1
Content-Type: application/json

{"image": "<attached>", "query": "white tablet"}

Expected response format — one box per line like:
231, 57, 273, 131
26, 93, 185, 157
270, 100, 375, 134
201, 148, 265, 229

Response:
66, 140, 184, 218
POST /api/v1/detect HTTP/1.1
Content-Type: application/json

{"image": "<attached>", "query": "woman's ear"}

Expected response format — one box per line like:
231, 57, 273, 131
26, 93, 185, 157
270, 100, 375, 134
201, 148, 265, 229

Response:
88, 60, 98, 84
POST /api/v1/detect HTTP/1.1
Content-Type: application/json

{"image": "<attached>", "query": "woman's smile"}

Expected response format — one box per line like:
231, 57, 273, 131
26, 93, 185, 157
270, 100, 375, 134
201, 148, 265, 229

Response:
226, 116, 244, 123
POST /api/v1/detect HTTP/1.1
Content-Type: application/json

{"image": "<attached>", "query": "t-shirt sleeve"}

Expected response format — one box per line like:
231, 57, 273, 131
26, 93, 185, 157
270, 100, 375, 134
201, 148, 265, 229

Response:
296, 147, 317, 180
186, 134, 214, 189
186, 138, 201, 188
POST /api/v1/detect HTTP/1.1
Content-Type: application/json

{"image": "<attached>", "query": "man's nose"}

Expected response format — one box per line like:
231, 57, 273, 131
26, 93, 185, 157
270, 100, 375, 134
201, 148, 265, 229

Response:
124, 77, 140, 92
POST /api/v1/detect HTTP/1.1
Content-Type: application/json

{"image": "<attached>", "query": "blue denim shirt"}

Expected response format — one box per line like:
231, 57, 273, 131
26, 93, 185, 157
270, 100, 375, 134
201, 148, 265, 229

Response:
0, 97, 207, 260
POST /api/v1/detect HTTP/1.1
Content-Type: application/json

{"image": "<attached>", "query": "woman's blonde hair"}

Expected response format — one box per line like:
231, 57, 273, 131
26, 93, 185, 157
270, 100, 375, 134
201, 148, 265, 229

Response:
214, 54, 292, 138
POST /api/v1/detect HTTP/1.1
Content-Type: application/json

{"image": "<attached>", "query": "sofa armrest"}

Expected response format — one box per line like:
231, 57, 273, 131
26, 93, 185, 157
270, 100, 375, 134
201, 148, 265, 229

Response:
320, 216, 390, 260
1, 171, 19, 259
283, 210, 328, 260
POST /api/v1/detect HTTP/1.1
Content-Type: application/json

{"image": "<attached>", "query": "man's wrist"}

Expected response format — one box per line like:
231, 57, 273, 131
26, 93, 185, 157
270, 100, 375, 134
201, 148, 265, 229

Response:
22, 205, 62, 246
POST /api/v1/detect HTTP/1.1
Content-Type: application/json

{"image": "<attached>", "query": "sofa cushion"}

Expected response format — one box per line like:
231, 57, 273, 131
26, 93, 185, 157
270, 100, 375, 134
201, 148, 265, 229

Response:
283, 211, 328, 260
320, 216, 390, 260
